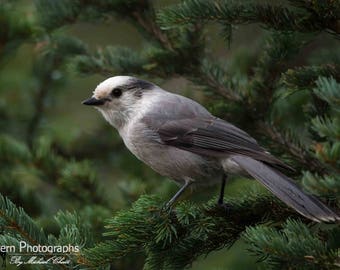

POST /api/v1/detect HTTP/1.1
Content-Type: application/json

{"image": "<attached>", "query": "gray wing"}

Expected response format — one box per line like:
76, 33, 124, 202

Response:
142, 115, 292, 171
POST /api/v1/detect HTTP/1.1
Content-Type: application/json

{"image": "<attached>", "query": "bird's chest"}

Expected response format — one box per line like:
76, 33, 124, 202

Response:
120, 124, 173, 174
119, 121, 155, 159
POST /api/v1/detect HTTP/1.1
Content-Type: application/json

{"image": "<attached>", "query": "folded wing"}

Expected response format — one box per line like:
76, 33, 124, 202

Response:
142, 116, 339, 222
143, 116, 291, 171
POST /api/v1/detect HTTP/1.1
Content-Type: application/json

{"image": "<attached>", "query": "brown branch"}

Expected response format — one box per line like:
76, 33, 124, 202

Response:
196, 69, 241, 102
0, 210, 40, 246
131, 10, 174, 51
26, 76, 51, 149
0, 209, 68, 270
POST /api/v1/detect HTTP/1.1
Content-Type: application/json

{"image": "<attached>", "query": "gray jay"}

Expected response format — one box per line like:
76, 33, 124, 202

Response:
83, 76, 339, 222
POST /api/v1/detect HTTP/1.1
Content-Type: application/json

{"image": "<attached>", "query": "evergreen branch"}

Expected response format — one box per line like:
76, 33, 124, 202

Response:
26, 36, 87, 148
0, 197, 90, 270
302, 171, 340, 199
34, 0, 80, 30
313, 76, 340, 110
261, 122, 326, 174
79, 192, 303, 268
243, 219, 340, 269
194, 60, 242, 101
33, 137, 110, 207
26, 69, 52, 149
0, 170, 42, 216
35, 0, 174, 50
0, 234, 20, 250
0, 193, 47, 245
0, 101, 9, 132
0, 197, 85, 270
58, 160, 110, 206
288, 0, 340, 35
129, 5, 174, 51
281, 65, 340, 91
0, 1, 33, 63
73, 46, 148, 76
158, 0, 340, 36
54, 211, 93, 248
51, 125, 124, 160
0, 135, 31, 164
249, 32, 307, 116
34, 0, 150, 30
311, 116, 340, 140
314, 142, 340, 172
310, 77, 340, 172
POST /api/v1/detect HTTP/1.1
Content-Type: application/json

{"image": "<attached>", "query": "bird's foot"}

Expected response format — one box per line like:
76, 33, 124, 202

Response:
217, 200, 232, 216
160, 202, 173, 214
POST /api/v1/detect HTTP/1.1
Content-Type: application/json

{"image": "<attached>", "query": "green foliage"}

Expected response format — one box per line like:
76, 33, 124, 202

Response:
281, 65, 340, 92
81, 192, 298, 269
0, 135, 31, 163
0, 1, 33, 61
302, 171, 339, 199
74, 46, 148, 76
298, 77, 340, 205
243, 219, 339, 269
53, 211, 93, 247
313, 76, 340, 110
0, 193, 47, 244
311, 116, 340, 140
158, 0, 340, 35
249, 32, 308, 113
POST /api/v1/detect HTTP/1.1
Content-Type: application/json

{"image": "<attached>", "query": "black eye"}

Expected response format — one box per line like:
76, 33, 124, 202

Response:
111, 88, 122, 98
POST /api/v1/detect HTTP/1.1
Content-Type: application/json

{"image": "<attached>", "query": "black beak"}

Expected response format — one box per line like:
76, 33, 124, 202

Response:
82, 97, 105, 106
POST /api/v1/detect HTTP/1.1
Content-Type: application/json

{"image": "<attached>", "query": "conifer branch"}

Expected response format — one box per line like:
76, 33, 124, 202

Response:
194, 60, 242, 101
0, 194, 47, 245
281, 65, 340, 91
243, 219, 340, 269
130, 8, 174, 51
158, 0, 340, 36
32, 137, 110, 207
26, 36, 87, 148
0, 1, 32, 62
302, 171, 340, 199
248, 32, 308, 116
78, 193, 303, 268
261, 122, 327, 174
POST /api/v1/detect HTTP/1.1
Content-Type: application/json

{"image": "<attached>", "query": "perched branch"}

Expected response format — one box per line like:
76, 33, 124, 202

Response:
79, 193, 302, 268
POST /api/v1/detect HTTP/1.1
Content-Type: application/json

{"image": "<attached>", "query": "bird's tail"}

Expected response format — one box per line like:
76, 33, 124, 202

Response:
231, 155, 339, 222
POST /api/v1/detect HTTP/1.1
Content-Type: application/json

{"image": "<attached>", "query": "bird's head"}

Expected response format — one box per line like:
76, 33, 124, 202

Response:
83, 76, 155, 128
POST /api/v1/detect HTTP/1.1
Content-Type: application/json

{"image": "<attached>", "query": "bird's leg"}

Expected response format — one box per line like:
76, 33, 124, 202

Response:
165, 179, 192, 209
217, 174, 231, 215
218, 174, 227, 205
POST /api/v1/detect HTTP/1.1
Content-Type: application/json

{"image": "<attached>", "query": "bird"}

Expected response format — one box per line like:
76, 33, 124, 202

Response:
82, 75, 339, 222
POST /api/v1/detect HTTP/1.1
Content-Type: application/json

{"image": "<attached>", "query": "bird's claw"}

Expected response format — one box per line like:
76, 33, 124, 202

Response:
160, 202, 173, 213
217, 201, 232, 216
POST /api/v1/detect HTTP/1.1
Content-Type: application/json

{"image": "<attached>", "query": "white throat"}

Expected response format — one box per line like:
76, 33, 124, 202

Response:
98, 107, 131, 129
98, 87, 165, 130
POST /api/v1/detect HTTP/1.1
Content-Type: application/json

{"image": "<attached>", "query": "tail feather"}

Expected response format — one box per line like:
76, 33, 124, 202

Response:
231, 155, 339, 222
